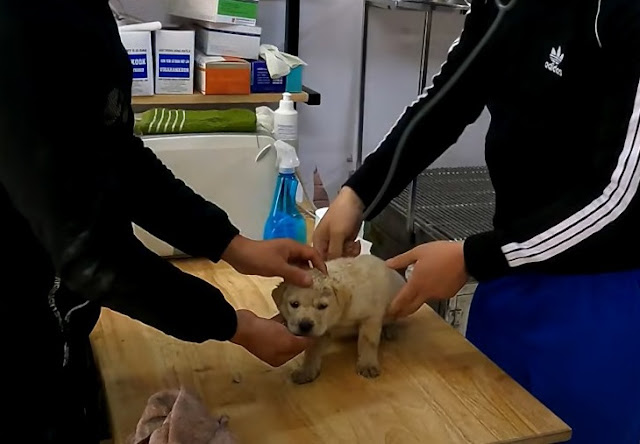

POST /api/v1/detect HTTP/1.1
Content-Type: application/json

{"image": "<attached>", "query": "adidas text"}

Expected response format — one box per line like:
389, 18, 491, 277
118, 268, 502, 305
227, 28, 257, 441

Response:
545, 61, 563, 77
545, 46, 565, 77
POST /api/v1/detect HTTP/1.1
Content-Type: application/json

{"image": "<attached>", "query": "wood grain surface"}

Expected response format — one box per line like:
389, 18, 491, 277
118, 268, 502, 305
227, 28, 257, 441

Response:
131, 92, 309, 107
90, 258, 571, 444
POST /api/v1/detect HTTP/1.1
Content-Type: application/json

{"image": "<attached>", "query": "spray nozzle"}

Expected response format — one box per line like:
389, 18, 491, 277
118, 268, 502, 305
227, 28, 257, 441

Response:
274, 140, 300, 173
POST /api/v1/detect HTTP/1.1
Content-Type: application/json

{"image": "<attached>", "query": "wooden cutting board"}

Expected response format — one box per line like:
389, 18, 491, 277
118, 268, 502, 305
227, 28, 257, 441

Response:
90, 258, 571, 444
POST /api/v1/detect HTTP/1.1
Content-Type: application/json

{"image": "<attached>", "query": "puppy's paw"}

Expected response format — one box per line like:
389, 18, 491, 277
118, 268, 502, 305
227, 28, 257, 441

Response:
356, 363, 381, 379
291, 367, 320, 385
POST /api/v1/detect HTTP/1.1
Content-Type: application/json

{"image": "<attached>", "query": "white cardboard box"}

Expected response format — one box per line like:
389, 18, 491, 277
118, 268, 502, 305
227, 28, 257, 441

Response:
196, 22, 261, 59
119, 31, 154, 96
169, 0, 259, 26
154, 30, 195, 95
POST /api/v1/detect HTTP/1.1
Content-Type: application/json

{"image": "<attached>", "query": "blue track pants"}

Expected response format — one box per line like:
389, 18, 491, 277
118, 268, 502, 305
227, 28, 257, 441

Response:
467, 270, 640, 444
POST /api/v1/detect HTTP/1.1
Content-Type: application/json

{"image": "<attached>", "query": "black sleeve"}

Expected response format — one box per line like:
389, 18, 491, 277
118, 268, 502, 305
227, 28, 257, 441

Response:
0, 10, 237, 343
120, 135, 240, 262
464, 0, 640, 281
345, 0, 491, 219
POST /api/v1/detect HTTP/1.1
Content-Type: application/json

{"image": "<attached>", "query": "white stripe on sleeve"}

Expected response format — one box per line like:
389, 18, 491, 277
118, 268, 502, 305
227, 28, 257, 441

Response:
502, 77, 640, 266
595, 0, 603, 49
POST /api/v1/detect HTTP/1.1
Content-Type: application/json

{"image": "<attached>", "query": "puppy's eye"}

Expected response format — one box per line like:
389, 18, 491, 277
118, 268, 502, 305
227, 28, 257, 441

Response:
317, 303, 328, 310
290, 301, 300, 309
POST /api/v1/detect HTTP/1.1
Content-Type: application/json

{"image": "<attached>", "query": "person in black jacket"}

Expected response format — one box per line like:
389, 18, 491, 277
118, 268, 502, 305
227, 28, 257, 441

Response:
0, 1, 326, 442
315, 0, 640, 442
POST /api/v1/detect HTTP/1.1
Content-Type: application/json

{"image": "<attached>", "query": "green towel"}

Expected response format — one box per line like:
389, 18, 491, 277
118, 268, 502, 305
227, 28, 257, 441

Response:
135, 108, 257, 135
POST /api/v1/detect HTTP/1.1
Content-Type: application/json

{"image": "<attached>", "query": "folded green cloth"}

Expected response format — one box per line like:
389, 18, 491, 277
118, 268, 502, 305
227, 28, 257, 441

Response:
135, 108, 257, 135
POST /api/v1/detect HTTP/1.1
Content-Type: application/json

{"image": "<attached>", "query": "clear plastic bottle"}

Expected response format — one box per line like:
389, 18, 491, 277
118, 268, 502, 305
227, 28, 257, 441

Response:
263, 141, 307, 244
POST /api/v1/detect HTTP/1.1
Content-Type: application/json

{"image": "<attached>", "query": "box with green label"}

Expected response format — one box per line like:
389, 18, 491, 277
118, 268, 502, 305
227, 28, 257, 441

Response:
169, 0, 259, 26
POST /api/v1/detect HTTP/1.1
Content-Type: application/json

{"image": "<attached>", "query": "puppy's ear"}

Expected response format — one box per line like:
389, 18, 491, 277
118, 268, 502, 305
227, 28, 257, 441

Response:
271, 282, 287, 309
329, 279, 352, 311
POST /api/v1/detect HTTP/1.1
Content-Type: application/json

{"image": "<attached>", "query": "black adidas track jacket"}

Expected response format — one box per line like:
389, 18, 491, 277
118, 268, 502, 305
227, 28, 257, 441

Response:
346, 0, 640, 281
1, 2, 243, 439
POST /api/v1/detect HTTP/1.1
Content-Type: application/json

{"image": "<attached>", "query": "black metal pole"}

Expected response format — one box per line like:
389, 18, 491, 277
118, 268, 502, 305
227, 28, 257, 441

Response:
406, 6, 434, 235
284, 0, 300, 56
356, 1, 370, 169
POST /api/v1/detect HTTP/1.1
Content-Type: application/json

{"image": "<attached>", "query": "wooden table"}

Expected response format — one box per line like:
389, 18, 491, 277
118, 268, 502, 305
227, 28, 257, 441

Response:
90, 258, 571, 444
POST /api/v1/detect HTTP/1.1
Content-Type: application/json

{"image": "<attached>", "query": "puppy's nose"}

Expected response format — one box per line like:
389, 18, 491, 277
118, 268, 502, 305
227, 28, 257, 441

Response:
298, 319, 314, 334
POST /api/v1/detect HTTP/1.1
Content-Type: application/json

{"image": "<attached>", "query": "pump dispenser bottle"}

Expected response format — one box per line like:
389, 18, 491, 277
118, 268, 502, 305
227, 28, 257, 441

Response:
273, 92, 298, 149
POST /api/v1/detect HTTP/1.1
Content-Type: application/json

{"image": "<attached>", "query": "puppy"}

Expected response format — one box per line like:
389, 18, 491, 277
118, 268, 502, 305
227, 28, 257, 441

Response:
271, 254, 405, 384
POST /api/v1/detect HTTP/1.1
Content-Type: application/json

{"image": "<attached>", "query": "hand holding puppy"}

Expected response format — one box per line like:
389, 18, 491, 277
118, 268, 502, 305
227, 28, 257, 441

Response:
222, 235, 327, 286
386, 241, 468, 319
312, 187, 365, 260
231, 310, 313, 367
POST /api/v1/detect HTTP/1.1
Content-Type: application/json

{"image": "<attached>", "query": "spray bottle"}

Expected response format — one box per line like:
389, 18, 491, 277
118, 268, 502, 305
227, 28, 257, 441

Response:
263, 140, 307, 244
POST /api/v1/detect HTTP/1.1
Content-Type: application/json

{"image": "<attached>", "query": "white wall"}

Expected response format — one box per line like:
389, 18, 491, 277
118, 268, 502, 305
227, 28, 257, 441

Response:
298, 1, 490, 200
115, 0, 489, 201
297, 0, 365, 200
361, 7, 490, 169
114, 0, 171, 23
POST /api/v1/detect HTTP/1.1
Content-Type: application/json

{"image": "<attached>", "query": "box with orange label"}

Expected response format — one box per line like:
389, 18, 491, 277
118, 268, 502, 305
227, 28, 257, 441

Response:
195, 52, 250, 95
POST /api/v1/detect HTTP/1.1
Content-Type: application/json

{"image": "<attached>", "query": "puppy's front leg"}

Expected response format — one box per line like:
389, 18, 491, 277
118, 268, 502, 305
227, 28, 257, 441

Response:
291, 336, 329, 385
356, 318, 383, 378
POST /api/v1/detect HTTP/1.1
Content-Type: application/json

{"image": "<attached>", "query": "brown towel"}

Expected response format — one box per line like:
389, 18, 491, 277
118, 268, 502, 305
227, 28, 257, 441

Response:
129, 389, 236, 444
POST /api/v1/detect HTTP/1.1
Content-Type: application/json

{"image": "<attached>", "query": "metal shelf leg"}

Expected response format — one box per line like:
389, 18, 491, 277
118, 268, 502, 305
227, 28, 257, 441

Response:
356, 1, 370, 170
406, 5, 434, 234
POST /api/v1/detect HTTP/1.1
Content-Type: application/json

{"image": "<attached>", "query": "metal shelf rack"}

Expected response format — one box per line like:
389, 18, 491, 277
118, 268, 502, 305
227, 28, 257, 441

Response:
283, 0, 323, 106
129, 0, 321, 110
355, 0, 470, 236
366, 166, 495, 322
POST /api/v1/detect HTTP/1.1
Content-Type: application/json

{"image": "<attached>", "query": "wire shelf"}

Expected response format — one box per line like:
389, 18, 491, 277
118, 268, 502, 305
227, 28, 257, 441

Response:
366, 0, 470, 12
391, 167, 495, 241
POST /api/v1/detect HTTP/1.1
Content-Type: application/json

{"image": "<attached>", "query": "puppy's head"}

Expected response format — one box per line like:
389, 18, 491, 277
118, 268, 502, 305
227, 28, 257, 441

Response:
271, 270, 350, 337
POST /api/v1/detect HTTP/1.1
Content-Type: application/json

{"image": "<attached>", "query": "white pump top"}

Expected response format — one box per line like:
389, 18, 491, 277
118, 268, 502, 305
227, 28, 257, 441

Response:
277, 92, 295, 112
274, 140, 300, 174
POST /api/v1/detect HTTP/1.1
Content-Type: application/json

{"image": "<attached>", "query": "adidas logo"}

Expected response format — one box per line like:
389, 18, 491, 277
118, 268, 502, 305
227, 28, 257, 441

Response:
544, 46, 564, 77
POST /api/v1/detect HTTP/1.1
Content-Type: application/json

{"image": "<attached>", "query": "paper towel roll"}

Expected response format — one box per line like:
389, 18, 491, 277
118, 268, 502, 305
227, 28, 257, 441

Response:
314, 207, 327, 230
314, 207, 371, 255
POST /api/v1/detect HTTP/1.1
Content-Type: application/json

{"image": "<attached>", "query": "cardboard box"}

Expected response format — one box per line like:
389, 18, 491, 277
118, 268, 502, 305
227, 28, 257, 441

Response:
196, 22, 261, 60
119, 31, 154, 96
195, 52, 250, 95
285, 65, 304, 93
154, 30, 195, 95
169, 0, 258, 26
250, 60, 285, 93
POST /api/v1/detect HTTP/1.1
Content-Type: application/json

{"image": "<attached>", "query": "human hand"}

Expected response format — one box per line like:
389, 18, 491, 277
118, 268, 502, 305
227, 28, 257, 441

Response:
385, 241, 468, 319
222, 236, 327, 287
231, 309, 313, 367
313, 187, 365, 260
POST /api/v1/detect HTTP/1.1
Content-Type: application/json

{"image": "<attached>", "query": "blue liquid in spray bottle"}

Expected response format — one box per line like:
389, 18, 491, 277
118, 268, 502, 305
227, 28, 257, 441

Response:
263, 140, 307, 244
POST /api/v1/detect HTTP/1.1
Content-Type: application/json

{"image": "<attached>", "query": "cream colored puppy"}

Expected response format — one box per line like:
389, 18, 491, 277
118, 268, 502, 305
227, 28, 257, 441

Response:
271, 254, 405, 384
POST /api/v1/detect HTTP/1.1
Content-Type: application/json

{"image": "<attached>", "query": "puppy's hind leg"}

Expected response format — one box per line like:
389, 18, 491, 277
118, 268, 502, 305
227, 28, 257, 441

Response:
291, 336, 329, 385
357, 318, 383, 378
